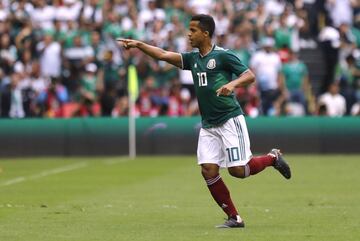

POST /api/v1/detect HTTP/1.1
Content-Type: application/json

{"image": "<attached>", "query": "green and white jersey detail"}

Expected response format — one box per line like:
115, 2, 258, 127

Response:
181, 45, 248, 128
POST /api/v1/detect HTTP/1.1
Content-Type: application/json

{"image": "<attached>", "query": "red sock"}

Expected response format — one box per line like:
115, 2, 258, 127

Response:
247, 154, 276, 175
206, 176, 238, 218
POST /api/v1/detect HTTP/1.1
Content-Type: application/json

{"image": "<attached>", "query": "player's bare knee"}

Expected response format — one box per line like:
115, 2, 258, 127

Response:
201, 164, 219, 179
228, 166, 246, 179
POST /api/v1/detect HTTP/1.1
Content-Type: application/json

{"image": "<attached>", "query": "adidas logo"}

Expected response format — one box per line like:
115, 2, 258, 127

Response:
221, 203, 228, 209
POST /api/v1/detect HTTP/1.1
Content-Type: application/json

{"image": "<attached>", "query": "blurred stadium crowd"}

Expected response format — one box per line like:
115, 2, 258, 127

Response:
0, 0, 360, 118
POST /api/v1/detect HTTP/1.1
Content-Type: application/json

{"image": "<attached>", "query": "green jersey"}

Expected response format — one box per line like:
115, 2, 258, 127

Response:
181, 45, 248, 128
281, 60, 308, 91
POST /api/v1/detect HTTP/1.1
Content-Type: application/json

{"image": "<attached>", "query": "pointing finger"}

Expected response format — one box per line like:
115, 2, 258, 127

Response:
116, 38, 127, 42
116, 39, 131, 49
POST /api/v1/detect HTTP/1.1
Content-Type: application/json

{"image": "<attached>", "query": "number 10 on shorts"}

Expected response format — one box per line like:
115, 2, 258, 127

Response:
226, 147, 240, 162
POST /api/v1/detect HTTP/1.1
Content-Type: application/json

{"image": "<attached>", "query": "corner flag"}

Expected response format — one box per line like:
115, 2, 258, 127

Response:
127, 64, 138, 159
128, 65, 139, 102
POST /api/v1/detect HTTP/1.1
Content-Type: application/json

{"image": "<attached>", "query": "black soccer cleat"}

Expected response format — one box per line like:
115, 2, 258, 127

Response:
270, 149, 291, 179
215, 216, 245, 228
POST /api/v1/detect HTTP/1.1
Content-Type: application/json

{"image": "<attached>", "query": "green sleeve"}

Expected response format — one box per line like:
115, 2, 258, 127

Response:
223, 51, 249, 76
181, 52, 193, 70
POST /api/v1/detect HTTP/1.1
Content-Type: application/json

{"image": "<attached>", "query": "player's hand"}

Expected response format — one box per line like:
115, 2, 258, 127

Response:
116, 38, 138, 50
216, 83, 235, 96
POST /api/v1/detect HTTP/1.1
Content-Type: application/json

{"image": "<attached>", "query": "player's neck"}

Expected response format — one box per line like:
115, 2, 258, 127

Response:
199, 42, 213, 57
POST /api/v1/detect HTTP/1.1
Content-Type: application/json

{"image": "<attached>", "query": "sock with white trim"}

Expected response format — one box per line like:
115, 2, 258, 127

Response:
206, 175, 239, 218
244, 154, 276, 177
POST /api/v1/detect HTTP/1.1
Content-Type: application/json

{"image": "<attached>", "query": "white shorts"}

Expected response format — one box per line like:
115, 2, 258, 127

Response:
197, 115, 252, 168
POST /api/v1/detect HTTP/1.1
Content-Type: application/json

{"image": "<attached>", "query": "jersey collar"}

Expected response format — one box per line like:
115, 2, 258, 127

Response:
199, 44, 215, 58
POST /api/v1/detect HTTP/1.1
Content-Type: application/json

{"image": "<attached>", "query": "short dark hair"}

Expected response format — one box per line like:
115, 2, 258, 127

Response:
191, 14, 215, 38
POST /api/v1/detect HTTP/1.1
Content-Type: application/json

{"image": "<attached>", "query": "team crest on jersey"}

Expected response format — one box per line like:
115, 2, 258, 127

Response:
207, 59, 216, 69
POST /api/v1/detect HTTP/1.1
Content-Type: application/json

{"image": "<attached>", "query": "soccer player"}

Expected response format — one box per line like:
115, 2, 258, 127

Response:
118, 14, 291, 228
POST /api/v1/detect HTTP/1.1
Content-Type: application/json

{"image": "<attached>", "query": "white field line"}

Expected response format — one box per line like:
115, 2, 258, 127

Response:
0, 162, 88, 187
28, 162, 88, 179
0, 157, 131, 187
1, 177, 26, 186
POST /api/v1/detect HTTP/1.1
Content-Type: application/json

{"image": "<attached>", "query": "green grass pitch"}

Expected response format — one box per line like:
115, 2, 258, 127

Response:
0, 155, 359, 241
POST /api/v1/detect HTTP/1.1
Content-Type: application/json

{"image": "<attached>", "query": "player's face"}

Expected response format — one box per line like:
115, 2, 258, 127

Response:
188, 21, 208, 48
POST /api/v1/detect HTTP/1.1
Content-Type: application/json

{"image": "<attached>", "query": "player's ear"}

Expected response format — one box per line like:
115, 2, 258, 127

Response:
204, 31, 210, 37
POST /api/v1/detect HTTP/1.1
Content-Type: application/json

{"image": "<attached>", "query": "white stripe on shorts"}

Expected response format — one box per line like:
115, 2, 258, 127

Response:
233, 118, 246, 160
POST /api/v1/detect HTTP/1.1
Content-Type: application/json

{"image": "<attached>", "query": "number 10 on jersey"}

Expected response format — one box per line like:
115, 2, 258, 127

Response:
197, 72, 208, 87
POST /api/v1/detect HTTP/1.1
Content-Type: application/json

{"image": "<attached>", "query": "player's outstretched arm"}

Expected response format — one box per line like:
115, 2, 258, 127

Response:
216, 70, 255, 96
117, 39, 182, 68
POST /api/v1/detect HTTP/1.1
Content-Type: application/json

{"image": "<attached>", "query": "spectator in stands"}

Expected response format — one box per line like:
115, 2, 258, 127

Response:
187, 0, 213, 15
3, 73, 25, 118
167, 81, 184, 117
29, 61, 49, 115
36, 32, 62, 78
351, 101, 360, 115
98, 49, 125, 116
232, 28, 255, 68
81, 0, 103, 31
30, 0, 55, 31
280, 50, 312, 115
317, 103, 328, 116
0, 33, 17, 75
14, 49, 33, 78
326, 0, 354, 28
60, 20, 76, 48
336, 53, 359, 114
0, 72, 11, 117
103, 9, 123, 40
37, 77, 69, 118
0, 1, 9, 22
138, 0, 166, 31
99, 49, 125, 94
248, 1, 268, 41
250, 37, 284, 115
265, 0, 286, 17
236, 84, 261, 118
78, 63, 100, 117
89, 31, 105, 68
63, 34, 94, 96
318, 17, 340, 93
111, 95, 129, 117
295, 6, 316, 49
338, 22, 357, 67
178, 42, 194, 98
352, 15, 360, 47
213, 2, 231, 37
51, 19, 66, 44
318, 81, 346, 116
8, 0, 32, 35
14, 19, 33, 56
274, 13, 294, 51
295, 0, 320, 38
55, 0, 82, 25
136, 75, 161, 117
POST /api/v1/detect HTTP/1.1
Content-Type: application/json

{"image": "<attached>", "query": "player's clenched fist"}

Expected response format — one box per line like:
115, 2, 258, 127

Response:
216, 83, 235, 96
